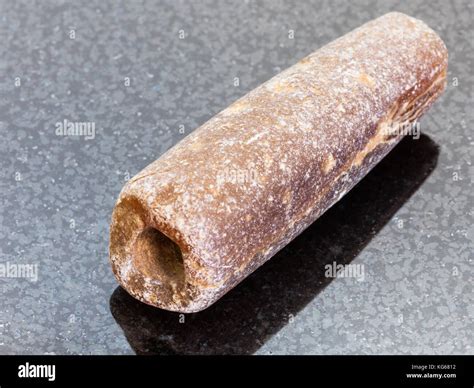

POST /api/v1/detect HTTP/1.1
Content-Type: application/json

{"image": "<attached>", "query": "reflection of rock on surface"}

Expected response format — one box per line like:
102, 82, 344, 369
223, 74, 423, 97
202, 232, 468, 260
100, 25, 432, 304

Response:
110, 135, 439, 355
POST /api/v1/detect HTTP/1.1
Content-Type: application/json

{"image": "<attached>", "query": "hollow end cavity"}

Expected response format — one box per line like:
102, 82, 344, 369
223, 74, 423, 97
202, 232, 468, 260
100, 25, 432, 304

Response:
110, 196, 188, 308
132, 226, 185, 288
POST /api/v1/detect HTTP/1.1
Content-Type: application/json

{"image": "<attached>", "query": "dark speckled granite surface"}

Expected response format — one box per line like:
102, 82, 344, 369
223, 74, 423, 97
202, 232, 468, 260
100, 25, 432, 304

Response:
0, 0, 472, 355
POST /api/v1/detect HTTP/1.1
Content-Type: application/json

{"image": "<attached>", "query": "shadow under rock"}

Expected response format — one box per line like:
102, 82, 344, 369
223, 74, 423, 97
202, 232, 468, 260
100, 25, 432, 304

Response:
110, 134, 439, 355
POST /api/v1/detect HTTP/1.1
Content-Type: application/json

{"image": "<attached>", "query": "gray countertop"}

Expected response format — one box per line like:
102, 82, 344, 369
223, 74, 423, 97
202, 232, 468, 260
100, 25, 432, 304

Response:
0, 0, 472, 355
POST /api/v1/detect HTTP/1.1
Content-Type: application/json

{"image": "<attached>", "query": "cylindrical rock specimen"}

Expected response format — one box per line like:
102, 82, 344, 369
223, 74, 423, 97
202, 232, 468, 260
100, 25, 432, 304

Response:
110, 12, 447, 312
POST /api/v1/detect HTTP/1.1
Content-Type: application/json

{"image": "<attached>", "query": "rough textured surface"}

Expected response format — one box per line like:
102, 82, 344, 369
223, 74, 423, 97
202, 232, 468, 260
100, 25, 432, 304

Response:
110, 12, 448, 312
0, 0, 472, 353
